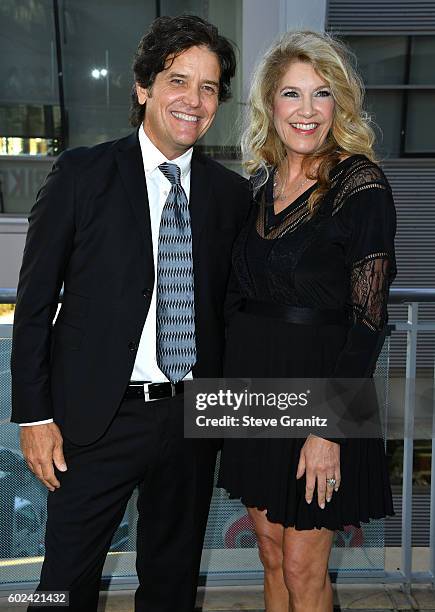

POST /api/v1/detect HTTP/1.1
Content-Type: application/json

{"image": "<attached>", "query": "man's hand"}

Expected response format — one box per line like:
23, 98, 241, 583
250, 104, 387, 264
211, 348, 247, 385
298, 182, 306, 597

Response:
296, 434, 341, 509
20, 423, 67, 491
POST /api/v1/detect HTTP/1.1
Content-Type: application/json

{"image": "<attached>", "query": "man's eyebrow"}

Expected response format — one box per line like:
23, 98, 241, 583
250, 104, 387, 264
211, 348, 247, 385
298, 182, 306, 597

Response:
167, 71, 219, 88
167, 71, 188, 79
205, 79, 219, 86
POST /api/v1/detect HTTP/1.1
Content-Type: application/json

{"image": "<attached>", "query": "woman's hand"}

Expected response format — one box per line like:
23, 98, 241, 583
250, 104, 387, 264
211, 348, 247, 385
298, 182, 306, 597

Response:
296, 434, 341, 509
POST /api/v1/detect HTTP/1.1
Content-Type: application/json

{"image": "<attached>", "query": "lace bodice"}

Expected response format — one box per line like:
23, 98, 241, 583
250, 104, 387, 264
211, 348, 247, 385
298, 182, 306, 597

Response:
231, 155, 397, 377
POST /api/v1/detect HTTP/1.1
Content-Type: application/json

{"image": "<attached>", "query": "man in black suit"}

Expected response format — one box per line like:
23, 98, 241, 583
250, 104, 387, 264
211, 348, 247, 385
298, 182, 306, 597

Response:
10, 15, 250, 611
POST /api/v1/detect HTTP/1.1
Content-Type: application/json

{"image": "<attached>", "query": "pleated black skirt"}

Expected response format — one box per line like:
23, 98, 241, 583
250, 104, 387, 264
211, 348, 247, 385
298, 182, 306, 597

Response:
217, 310, 395, 531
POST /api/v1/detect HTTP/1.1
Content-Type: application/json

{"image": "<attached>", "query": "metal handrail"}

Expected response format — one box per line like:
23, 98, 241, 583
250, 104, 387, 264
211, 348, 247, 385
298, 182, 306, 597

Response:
1, 287, 435, 305
0, 288, 17, 304
389, 288, 435, 303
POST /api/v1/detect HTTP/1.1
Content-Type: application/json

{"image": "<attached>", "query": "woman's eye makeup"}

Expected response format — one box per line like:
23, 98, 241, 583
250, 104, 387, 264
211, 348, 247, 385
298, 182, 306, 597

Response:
282, 90, 299, 97
316, 89, 332, 97
280, 88, 332, 97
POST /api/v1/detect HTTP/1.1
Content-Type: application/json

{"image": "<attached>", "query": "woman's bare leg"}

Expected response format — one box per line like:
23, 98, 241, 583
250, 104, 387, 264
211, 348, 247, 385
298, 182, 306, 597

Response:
247, 507, 289, 612
282, 526, 334, 612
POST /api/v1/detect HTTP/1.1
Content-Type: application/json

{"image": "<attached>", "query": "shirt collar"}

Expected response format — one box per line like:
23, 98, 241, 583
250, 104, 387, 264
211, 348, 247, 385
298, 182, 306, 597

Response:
138, 124, 193, 178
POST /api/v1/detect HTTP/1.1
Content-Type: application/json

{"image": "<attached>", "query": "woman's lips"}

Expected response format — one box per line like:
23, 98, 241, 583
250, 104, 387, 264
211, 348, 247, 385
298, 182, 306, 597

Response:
290, 123, 319, 136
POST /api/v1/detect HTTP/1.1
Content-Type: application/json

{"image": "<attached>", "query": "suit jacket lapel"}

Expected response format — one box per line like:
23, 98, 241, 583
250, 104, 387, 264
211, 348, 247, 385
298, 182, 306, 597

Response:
190, 149, 212, 258
116, 131, 154, 280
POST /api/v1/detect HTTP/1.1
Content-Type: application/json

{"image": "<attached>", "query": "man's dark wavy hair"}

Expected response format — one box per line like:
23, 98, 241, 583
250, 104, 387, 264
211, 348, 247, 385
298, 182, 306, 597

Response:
130, 14, 237, 127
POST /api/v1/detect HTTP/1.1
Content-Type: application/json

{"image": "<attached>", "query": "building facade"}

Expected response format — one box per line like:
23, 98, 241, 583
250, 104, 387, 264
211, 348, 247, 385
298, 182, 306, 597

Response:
0, 0, 434, 368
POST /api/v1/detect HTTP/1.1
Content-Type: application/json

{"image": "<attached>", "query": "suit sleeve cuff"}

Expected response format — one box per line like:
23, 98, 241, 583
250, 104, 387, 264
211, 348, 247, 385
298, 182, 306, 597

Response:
19, 418, 54, 426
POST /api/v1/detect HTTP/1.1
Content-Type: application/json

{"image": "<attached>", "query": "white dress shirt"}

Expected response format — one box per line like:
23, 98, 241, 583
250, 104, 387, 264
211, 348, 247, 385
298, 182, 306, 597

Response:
131, 126, 193, 381
20, 126, 193, 425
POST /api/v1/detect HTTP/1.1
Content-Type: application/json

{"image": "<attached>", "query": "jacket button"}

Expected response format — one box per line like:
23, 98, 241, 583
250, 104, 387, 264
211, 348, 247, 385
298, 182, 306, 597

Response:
142, 288, 153, 298
128, 341, 138, 351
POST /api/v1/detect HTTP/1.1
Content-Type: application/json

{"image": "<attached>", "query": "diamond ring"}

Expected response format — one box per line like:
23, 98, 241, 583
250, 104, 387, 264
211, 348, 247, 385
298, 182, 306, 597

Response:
326, 478, 336, 487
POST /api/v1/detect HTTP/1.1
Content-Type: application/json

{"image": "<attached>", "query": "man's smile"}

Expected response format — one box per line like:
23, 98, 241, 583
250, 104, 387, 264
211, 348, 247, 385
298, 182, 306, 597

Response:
171, 111, 200, 123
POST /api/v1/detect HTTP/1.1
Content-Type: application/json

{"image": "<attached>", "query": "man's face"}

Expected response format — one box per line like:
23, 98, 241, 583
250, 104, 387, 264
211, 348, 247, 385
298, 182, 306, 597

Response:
136, 45, 221, 159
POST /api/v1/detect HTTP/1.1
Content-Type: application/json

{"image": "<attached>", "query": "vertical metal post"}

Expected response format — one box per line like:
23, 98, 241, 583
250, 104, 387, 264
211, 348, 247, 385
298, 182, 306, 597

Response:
52, 0, 68, 149
399, 37, 412, 157
105, 49, 110, 108
401, 302, 418, 592
50, 40, 56, 97
0, 178, 5, 214
430, 359, 435, 585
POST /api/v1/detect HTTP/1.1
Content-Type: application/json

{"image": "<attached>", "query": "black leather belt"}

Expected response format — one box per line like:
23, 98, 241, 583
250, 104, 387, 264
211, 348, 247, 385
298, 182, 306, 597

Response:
240, 299, 348, 325
124, 381, 185, 402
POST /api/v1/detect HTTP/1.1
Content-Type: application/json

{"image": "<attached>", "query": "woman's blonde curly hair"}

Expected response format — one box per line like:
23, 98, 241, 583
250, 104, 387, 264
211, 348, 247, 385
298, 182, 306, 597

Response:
242, 30, 378, 212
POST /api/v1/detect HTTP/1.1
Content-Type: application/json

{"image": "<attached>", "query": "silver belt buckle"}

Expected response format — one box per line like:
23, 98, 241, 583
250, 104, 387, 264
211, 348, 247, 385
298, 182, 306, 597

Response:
143, 382, 158, 402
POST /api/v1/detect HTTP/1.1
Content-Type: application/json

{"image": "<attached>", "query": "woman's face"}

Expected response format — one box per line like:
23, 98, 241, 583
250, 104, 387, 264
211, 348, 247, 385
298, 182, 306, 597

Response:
272, 60, 335, 158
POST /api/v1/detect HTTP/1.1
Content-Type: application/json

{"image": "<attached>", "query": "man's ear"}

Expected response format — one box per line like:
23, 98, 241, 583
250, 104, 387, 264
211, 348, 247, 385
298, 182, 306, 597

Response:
136, 83, 149, 105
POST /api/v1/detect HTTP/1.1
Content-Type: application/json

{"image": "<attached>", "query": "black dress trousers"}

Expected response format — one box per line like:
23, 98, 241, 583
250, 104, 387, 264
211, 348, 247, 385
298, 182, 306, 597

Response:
28, 394, 218, 612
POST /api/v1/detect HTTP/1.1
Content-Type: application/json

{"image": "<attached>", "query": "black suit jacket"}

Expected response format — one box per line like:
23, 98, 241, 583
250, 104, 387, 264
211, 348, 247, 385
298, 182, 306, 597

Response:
10, 131, 251, 444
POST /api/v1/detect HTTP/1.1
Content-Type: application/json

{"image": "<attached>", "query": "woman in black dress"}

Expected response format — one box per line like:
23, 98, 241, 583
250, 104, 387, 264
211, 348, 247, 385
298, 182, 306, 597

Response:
218, 31, 396, 611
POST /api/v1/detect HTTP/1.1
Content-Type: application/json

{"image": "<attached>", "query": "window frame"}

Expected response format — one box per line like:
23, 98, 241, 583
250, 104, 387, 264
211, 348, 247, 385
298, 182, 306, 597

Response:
343, 34, 435, 158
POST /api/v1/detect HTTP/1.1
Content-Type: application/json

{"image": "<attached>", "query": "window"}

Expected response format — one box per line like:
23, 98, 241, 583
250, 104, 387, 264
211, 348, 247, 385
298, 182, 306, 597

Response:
0, 0, 61, 157
0, 0, 243, 214
342, 36, 435, 158
60, 0, 157, 148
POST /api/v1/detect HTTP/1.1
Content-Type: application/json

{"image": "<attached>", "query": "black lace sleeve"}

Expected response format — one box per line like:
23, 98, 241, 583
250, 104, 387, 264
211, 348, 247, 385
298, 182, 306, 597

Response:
333, 166, 397, 378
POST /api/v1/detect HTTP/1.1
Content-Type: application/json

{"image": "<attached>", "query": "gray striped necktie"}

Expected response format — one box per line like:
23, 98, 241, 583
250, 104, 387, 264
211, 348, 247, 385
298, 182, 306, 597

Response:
156, 162, 196, 383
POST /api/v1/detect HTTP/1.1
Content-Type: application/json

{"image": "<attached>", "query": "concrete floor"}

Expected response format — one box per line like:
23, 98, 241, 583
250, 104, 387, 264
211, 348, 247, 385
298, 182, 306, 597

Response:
102, 585, 435, 611
3, 584, 435, 611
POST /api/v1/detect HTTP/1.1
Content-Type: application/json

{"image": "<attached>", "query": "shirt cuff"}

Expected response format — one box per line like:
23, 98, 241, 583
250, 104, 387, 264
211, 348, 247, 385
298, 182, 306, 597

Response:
19, 419, 54, 426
